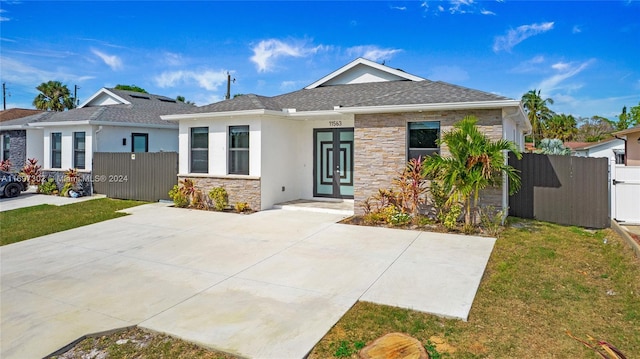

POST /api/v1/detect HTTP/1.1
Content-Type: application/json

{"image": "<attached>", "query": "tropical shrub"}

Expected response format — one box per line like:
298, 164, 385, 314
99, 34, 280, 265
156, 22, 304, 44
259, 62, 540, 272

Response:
234, 202, 250, 213
38, 177, 59, 195
535, 138, 572, 155
209, 187, 228, 211
0, 159, 12, 171
423, 116, 522, 227
21, 158, 42, 186
168, 184, 188, 208
392, 156, 428, 217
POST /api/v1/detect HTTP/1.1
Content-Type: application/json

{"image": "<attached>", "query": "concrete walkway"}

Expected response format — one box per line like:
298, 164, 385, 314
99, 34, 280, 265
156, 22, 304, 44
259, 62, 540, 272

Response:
0, 204, 495, 359
0, 188, 104, 212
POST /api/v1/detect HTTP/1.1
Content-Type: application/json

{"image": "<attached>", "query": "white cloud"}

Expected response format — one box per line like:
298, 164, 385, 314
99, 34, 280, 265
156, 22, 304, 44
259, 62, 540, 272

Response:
280, 80, 299, 91
155, 69, 228, 91
162, 52, 184, 67
91, 49, 123, 70
510, 55, 545, 73
480, 9, 496, 15
250, 39, 326, 72
537, 59, 595, 93
346, 45, 402, 62
572, 25, 583, 34
0, 9, 9, 22
493, 22, 555, 52
391, 5, 407, 10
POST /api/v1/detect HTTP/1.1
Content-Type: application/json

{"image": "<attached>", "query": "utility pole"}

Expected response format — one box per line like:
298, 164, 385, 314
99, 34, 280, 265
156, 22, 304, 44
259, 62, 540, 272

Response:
2, 83, 6, 110
225, 72, 235, 100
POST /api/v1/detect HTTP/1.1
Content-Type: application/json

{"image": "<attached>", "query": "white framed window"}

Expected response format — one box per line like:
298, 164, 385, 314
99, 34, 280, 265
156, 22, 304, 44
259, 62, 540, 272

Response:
228, 125, 249, 175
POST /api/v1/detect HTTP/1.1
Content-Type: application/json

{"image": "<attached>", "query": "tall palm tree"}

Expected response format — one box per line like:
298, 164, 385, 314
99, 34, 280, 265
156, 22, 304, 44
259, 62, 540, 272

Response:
32, 81, 74, 111
423, 116, 522, 226
521, 89, 555, 146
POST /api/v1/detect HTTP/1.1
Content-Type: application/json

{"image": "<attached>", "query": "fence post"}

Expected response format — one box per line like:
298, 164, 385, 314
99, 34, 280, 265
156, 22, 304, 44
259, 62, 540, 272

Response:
610, 157, 616, 221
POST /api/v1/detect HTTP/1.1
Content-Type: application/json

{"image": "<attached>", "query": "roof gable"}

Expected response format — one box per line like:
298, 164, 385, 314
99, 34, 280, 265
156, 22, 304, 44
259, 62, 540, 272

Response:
79, 88, 130, 107
305, 58, 424, 89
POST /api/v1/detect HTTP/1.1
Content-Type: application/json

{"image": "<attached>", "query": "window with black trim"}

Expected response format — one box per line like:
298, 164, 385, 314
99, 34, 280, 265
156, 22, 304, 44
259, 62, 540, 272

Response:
131, 133, 149, 152
51, 132, 62, 168
190, 127, 208, 173
2, 134, 10, 161
408, 121, 440, 161
228, 126, 249, 175
73, 132, 85, 169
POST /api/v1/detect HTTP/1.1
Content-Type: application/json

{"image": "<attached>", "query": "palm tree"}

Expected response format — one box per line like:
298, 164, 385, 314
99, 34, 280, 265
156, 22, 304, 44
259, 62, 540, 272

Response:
423, 116, 522, 227
544, 113, 577, 142
521, 89, 555, 146
32, 81, 74, 111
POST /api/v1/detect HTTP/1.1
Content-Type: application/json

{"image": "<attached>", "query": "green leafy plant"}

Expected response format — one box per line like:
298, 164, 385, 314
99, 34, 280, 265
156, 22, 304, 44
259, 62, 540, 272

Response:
38, 177, 59, 195
480, 205, 507, 236
209, 186, 228, 211
332, 340, 365, 358
168, 184, 188, 208
443, 203, 462, 230
424, 339, 443, 359
21, 158, 43, 186
566, 331, 627, 359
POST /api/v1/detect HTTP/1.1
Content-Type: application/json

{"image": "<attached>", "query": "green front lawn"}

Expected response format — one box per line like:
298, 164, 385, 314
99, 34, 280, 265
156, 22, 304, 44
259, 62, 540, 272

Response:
0, 198, 145, 245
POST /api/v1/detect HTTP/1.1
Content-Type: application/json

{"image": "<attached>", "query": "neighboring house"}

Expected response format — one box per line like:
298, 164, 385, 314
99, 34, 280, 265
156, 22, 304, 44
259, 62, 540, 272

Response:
13, 88, 193, 175
613, 125, 640, 166
0, 109, 46, 169
162, 58, 531, 213
564, 138, 625, 164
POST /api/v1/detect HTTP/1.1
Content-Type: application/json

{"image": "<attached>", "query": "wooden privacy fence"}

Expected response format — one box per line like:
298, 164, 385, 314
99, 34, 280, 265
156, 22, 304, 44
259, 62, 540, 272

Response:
93, 152, 178, 202
509, 153, 609, 229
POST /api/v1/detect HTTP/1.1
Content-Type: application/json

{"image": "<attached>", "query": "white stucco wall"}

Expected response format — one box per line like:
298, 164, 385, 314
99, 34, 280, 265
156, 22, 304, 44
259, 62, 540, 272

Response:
576, 140, 624, 161
94, 126, 178, 153
25, 128, 44, 163
260, 117, 304, 207
177, 117, 261, 176
42, 125, 93, 171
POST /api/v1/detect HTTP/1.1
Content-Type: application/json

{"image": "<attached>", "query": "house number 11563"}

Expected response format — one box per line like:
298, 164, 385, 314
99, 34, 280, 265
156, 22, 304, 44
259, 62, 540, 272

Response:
329, 120, 342, 127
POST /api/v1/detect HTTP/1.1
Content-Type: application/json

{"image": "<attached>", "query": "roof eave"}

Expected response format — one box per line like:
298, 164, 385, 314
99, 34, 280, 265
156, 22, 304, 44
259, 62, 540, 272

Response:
161, 109, 284, 121
335, 100, 523, 114
26, 120, 177, 129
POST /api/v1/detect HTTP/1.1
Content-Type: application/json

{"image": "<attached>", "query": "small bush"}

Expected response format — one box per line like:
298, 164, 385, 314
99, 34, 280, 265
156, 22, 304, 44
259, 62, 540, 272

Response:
168, 184, 188, 208
443, 203, 462, 230
208, 187, 228, 211
480, 205, 506, 236
234, 202, 250, 213
39, 178, 58, 195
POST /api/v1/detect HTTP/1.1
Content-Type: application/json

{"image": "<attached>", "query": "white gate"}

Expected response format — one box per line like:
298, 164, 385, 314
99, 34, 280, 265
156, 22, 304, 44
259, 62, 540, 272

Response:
611, 160, 640, 224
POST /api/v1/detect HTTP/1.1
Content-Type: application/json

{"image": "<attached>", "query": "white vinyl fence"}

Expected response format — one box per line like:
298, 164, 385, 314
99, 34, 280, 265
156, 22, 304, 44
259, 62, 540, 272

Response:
611, 160, 640, 224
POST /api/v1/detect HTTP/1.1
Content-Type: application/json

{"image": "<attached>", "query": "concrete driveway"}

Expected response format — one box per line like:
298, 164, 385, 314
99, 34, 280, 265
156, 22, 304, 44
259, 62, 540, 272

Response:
0, 189, 103, 212
0, 203, 495, 359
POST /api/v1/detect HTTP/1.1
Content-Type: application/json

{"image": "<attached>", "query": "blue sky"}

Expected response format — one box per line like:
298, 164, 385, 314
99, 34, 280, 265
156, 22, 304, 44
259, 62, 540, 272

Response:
1, 1, 639, 120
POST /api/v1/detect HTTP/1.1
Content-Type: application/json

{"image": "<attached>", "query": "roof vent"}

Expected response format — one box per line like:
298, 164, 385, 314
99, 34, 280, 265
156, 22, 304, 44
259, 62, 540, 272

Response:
158, 98, 177, 103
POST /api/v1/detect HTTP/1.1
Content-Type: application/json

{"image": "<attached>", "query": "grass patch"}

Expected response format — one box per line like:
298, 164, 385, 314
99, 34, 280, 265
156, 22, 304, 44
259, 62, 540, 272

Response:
308, 218, 640, 358
0, 198, 145, 245
50, 327, 239, 359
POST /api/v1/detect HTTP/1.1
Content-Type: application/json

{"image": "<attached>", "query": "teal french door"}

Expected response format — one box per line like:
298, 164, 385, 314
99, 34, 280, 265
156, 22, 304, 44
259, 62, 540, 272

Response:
313, 128, 354, 198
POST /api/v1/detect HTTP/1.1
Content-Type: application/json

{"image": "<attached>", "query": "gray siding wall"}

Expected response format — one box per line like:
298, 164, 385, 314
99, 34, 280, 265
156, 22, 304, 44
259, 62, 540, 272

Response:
1, 130, 27, 170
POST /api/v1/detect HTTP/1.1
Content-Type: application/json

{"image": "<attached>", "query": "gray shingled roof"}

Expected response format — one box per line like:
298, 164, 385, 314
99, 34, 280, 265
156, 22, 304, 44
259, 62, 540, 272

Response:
6, 89, 195, 127
172, 80, 512, 115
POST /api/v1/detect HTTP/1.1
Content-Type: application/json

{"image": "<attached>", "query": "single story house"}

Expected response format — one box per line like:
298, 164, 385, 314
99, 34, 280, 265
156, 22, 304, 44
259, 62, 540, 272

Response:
0, 108, 46, 168
564, 138, 625, 164
8, 88, 193, 175
162, 58, 531, 214
613, 125, 640, 166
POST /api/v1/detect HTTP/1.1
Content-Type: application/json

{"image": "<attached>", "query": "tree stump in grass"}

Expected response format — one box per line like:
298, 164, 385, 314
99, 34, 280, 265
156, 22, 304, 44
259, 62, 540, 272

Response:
359, 332, 429, 359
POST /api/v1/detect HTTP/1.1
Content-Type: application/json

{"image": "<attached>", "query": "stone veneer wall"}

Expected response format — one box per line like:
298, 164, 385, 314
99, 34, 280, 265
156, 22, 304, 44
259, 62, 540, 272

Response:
1, 130, 27, 170
353, 109, 504, 215
183, 176, 261, 211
